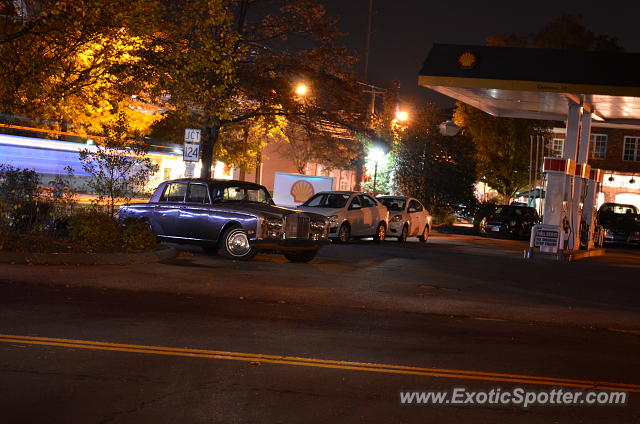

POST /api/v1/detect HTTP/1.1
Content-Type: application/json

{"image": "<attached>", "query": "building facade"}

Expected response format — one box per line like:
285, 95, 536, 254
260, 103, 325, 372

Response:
551, 126, 640, 208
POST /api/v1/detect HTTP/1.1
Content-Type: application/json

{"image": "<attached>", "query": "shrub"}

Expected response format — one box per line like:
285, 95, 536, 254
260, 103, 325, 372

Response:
0, 164, 40, 203
68, 211, 120, 248
433, 208, 456, 226
120, 217, 157, 250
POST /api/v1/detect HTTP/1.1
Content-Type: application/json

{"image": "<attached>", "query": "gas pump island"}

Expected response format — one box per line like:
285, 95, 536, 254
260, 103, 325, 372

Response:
419, 44, 640, 258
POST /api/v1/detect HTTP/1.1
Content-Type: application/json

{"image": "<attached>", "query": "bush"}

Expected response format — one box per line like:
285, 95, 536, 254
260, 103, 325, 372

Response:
68, 212, 157, 251
68, 212, 120, 248
433, 208, 456, 226
120, 217, 157, 250
0, 164, 40, 203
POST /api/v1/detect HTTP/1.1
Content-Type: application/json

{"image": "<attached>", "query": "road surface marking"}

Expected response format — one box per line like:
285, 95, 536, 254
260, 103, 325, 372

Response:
0, 333, 638, 392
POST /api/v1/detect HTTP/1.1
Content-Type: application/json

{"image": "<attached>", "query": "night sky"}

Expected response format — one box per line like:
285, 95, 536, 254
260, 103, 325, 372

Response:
323, 0, 640, 107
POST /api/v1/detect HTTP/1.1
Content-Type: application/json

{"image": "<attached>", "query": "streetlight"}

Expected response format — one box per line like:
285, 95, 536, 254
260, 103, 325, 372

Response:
294, 83, 308, 97
368, 146, 386, 196
395, 110, 409, 122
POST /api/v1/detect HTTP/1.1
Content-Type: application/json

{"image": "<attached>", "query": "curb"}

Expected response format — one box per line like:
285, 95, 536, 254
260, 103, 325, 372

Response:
0, 247, 178, 265
522, 248, 607, 262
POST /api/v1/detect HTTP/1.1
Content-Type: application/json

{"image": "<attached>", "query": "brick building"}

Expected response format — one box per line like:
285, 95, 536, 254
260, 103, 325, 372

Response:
551, 126, 640, 208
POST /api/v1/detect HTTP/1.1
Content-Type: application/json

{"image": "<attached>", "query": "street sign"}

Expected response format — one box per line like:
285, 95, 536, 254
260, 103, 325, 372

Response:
184, 128, 201, 144
532, 224, 562, 253
183, 143, 200, 162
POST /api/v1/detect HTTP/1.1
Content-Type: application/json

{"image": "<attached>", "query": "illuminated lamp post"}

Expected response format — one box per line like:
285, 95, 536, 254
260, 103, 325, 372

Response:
368, 146, 387, 196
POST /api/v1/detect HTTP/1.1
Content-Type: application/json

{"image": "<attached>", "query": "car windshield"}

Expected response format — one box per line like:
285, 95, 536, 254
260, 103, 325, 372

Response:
600, 204, 639, 216
379, 198, 406, 211
302, 193, 350, 208
494, 206, 523, 216
220, 186, 272, 204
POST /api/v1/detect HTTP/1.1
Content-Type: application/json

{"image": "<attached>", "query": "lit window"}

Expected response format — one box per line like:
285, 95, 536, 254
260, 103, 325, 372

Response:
589, 134, 607, 159
550, 139, 564, 157
623, 136, 640, 161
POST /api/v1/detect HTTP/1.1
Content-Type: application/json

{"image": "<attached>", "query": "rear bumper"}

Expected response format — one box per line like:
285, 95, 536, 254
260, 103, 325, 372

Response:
604, 235, 640, 245
251, 238, 330, 251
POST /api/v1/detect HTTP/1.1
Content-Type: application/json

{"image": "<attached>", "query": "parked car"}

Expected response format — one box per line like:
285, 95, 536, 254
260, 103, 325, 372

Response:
376, 195, 432, 242
118, 179, 329, 262
297, 191, 388, 243
479, 204, 540, 239
597, 202, 640, 245
472, 202, 497, 232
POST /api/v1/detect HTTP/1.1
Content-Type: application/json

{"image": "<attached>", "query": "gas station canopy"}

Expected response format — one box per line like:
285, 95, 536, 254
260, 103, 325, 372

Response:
419, 44, 640, 128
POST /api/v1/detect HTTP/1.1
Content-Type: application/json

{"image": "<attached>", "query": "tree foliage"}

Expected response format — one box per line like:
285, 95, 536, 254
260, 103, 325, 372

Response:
0, 0, 156, 129
147, 0, 366, 178
78, 113, 158, 215
453, 103, 548, 201
487, 13, 624, 52
1, 0, 366, 176
395, 105, 476, 213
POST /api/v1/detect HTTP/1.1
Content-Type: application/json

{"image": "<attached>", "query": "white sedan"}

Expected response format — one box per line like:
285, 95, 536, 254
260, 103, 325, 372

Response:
377, 196, 432, 242
298, 191, 389, 243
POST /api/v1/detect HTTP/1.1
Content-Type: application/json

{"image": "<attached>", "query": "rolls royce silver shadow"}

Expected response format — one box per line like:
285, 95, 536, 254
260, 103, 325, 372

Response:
118, 178, 330, 262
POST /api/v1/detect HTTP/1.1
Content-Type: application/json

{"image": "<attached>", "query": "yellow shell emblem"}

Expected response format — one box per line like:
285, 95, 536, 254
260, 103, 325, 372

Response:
458, 51, 477, 69
290, 180, 315, 203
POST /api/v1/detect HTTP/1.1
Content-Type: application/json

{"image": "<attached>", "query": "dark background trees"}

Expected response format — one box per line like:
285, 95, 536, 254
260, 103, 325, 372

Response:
394, 104, 476, 216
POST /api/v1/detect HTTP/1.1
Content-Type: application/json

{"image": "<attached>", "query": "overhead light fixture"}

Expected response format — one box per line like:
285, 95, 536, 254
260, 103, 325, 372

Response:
630, 177, 637, 184
608, 176, 615, 182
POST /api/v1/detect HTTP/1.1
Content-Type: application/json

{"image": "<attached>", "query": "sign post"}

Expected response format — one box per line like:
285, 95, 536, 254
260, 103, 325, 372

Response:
183, 129, 201, 178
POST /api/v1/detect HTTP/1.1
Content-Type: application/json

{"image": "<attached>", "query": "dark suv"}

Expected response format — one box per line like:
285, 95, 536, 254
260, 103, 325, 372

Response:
597, 203, 640, 245
479, 205, 540, 239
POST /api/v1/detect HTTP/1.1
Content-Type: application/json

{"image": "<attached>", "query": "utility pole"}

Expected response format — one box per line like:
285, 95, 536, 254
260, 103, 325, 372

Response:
363, 0, 373, 81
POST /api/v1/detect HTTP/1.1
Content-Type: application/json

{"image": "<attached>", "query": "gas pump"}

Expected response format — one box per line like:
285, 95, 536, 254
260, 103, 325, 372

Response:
573, 163, 591, 249
527, 157, 575, 256
583, 168, 605, 249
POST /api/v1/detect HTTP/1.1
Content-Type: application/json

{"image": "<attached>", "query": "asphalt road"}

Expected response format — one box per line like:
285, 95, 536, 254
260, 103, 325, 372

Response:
1, 234, 639, 423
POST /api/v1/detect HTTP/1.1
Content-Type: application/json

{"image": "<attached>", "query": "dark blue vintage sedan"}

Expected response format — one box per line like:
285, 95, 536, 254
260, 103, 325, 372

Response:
119, 178, 329, 261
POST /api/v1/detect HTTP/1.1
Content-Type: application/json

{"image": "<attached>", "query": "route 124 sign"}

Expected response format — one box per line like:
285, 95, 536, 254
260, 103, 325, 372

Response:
183, 143, 200, 162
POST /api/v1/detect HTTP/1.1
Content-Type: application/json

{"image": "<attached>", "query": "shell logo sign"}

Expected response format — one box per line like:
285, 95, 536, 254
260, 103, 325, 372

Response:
457, 51, 478, 69
273, 172, 333, 207
290, 180, 315, 203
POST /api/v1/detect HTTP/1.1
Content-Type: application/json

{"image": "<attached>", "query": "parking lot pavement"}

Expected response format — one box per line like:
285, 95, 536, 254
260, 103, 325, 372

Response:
1, 231, 639, 332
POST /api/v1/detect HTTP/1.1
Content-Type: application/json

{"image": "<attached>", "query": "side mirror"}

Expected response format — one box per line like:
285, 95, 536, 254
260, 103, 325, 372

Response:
408, 207, 417, 213
350, 203, 362, 210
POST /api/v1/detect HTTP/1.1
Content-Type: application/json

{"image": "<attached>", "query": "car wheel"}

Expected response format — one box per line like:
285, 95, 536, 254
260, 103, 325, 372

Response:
513, 225, 524, 240
219, 226, 257, 260
398, 224, 408, 242
284, 250, 317, 263
373, 222, 386, 243
418, 225, 430, 243
336, 223, 351, 243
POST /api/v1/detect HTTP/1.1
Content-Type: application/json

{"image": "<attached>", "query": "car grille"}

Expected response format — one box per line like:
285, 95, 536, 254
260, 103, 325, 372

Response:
284, 214, 310, 239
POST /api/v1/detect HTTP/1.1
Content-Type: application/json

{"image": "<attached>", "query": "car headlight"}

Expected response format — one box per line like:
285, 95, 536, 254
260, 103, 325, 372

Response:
310, 220, 327, 232
266, 218, 283, 231
391, 214, 403, 222
604, 228, 612, 237
327, 215, 339, 225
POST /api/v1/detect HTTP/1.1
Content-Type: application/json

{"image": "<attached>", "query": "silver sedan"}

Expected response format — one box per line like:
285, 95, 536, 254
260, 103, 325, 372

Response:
298, 191, 389, 243
377, 196, 432, 242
